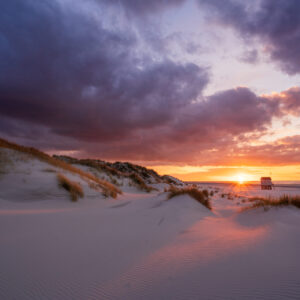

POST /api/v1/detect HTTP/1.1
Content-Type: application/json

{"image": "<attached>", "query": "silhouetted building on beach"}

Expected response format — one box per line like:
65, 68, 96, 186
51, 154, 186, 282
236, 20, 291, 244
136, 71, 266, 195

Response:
261, 177, 273, 190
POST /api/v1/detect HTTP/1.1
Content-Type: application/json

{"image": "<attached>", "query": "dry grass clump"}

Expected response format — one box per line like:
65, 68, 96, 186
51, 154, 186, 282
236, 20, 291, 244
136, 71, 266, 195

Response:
113, 161, 162, 183
161, 175, 179, 185
167, 186, 212, 210
202, 189, 209, 198
57, 174, 84, 202
129, 173, 156, 193
73, 158, 123, 178
244, 195, 300, 211
0, 138, 121, 198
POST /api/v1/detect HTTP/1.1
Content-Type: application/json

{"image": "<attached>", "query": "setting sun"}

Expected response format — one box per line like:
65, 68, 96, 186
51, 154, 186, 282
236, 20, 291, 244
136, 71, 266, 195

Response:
237, 174, 245, 184
233, 173, 248, 184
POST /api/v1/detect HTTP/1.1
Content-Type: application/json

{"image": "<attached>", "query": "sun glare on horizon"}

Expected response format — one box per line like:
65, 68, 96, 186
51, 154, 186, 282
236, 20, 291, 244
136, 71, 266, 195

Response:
233, 173, 248, 184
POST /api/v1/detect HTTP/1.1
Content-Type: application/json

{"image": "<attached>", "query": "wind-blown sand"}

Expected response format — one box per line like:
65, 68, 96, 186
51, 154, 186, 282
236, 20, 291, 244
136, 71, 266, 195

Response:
1, 150, 300, 299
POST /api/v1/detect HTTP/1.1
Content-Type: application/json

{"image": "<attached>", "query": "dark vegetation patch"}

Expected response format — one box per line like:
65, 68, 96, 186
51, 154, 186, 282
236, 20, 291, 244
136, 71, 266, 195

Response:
202, 189, 209, 198
128, 173, 157, 192
161, 175, 181, 185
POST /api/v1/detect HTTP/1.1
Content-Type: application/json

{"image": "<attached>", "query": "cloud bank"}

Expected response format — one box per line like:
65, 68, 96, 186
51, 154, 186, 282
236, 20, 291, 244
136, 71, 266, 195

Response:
1, 0, 300, 166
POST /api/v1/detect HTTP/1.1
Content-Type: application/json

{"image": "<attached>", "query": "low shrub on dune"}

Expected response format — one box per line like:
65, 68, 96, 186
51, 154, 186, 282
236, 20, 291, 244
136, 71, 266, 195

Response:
167, 186, 212, 210
161, 175, 179, 185
202, 189, 209, 198
57, 174, 84, 202
128, 173, 156, 193
71, 158, 122, 178
244, 194, 300, 211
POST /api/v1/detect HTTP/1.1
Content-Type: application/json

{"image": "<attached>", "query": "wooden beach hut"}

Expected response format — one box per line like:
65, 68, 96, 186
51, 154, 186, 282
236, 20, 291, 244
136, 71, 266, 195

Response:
260, 177, 273, 190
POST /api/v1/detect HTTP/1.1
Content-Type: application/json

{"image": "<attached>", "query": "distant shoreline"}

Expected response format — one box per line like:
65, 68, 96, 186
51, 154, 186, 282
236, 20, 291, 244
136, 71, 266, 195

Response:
186, 181, 300, 189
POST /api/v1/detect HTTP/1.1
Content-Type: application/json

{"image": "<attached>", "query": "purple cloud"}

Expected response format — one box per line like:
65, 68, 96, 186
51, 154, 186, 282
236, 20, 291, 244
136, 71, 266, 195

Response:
102, 0, 186, 15
240, 49, 259, 64
1, 0, 299, 167
199, 0, 300, 74
0, 0, 208, 142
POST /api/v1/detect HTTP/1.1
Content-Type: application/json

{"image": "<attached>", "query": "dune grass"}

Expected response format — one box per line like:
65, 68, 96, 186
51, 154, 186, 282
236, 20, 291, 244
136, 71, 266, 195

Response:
161, 175, 179, 185
57, 174, 84, 202
128, 173, 156, 193
0, 137, 121, 198
167, 186, 212, 210
244, 194, 300, 211
67, 158, 123, 178
55, 155, 156, 193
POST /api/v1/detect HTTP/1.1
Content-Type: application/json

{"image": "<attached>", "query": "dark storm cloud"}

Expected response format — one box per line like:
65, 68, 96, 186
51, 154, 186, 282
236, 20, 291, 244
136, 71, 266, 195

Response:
102, 0, 186, 15
0, 0, 298, 166
198, 87, 279, 134
0, 0, 208, 142
199, 0, 300, 74
69, 87, 281, 163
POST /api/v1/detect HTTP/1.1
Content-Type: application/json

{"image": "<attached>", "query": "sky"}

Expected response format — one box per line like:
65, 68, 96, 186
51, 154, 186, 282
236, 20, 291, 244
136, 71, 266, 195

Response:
1, 0, 300, 181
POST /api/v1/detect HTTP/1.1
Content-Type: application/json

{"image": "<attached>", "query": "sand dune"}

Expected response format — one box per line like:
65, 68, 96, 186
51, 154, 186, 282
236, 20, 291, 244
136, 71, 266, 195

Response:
1, 145, 300, 299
